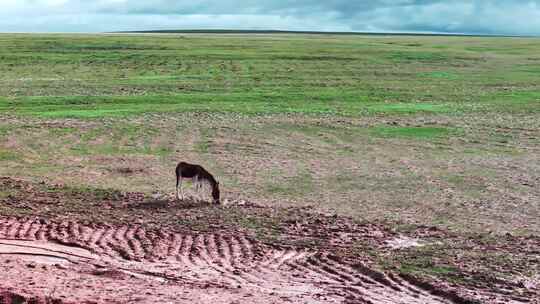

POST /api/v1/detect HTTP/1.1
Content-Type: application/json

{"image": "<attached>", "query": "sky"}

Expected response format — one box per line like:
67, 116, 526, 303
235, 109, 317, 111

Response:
0, 0, 539, 36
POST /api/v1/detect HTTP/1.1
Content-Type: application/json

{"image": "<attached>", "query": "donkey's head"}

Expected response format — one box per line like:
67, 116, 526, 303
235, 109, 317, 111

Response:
211, 182, 220, 204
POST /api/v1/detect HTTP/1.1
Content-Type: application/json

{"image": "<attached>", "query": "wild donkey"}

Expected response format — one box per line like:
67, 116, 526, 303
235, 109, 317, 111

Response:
175, 161, 220, 204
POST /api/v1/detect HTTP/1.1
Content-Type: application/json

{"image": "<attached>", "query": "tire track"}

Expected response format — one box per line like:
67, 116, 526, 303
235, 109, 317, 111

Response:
17, 220, 32, 239
28, 221, 41, 240
216, 234, 233, 270
134, 227, 151, 259
7, 220, 21, 239
228, 234, 246, 268
180, 234, 195, 267
294, 254, 454, 304
0, 217, 464, 303
112, 225, 135, 260
167, 233, 183, 260
201, 234, 247, 285
148, 230, 170, 261
87, 227, 105, 255
125, 226, 144, 260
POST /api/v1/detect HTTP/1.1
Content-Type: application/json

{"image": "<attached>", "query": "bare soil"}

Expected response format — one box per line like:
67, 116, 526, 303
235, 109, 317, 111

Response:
0, 218, 458, 304
1, 177, 538, 303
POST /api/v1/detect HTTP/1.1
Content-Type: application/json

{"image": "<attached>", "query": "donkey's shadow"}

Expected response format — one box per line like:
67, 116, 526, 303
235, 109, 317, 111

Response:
131, 197, 215, 210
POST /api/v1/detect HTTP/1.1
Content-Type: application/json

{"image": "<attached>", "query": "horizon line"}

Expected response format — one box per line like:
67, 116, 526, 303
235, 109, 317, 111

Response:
0, 28, 538, 38
114, 28, 540, 38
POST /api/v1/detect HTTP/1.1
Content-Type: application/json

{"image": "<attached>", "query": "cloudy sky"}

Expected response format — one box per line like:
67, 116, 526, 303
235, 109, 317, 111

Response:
1, 0, 539, 35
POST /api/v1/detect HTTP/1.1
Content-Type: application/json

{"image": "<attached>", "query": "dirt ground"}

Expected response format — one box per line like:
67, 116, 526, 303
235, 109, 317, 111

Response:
0, 219, 456, 304
0, 177, 538, 304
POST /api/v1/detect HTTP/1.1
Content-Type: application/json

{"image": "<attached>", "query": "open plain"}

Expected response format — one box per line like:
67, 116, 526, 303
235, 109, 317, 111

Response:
0, 33, 539, 303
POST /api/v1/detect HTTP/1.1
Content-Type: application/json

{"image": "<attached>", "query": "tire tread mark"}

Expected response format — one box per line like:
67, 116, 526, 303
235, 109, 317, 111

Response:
323, 256, 398, 290
178, 234, 195, 271
228, 236, 245, 268
16, 219, 32, 239
87, 227, 105, 255
67, 222, 80, 244
134, 227, 151, 260
7, 220, 21, 239
167, 233, 182, 260
112, 226, 134, 260
28, 221, 42, 240
216, 235, 233, 270
150, 230, 170, 261
126, 226, 144, 260
202, 234, 245, 286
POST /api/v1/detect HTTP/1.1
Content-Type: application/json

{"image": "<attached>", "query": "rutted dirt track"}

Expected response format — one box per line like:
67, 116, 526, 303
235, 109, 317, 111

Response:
0, 217, 462, 304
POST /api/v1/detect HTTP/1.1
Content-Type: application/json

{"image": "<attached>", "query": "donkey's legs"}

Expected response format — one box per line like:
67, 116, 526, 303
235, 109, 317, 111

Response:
193, 176, 201, 202
177, 177, 183, 201
197, 182, 204, 201
194, 176, 202, 202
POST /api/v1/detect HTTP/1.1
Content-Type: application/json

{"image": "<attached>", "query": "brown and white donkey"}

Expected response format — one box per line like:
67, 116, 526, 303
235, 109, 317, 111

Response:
175, 161, 220, 204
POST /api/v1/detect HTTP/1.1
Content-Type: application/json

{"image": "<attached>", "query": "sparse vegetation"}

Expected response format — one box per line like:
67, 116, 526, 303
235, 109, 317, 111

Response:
0, 33, 538, 302
369, 126, 458, 139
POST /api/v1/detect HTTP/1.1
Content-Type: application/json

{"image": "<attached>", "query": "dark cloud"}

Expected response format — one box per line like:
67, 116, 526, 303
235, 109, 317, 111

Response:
1, 0, 539, 35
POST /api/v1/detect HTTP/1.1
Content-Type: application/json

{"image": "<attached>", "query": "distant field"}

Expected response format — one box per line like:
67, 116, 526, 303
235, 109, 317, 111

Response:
0, 34, 539, 301
0, 34, 539, 117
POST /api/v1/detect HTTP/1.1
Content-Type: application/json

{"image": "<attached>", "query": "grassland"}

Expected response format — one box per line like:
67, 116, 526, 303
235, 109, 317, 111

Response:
0, 33, 539, 300
1, 34, 539, 117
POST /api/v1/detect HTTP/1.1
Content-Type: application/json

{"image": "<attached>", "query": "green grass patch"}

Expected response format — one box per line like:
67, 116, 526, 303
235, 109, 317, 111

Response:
364, 103, 453, 114
0, 148, 20, 161
418, 71, 459, 80
388, 51, 448, 62
399, 263, 461, 280
370, 126, 456, 139
0, 125, 14, 138
0, 94, 371, 118
195, 128, 214, 154
480, 90, 540, 113
2, 94, 466, 118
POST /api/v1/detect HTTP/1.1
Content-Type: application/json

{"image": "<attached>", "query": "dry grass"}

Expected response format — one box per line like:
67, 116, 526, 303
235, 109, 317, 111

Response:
1, 112, 538, 235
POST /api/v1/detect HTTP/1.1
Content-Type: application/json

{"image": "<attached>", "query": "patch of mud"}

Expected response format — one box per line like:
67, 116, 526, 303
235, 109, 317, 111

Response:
0, 290, 64, 304
514, 275, 540, 292
0, 217, 463, 304
385, 235, 428, 249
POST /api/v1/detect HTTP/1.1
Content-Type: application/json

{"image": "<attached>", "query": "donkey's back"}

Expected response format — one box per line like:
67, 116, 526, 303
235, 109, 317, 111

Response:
176, 161, 206, 179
